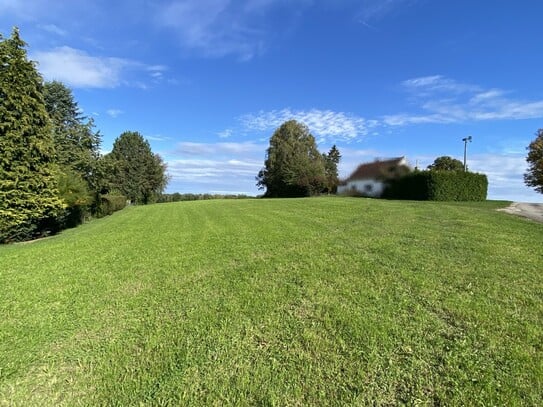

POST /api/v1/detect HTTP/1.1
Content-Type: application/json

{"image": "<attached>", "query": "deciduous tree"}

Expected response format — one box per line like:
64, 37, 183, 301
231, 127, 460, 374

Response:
0, 28, 63, 242
256, 120, 326, 197
524, 129, 543, 194
427, 156, 464, 171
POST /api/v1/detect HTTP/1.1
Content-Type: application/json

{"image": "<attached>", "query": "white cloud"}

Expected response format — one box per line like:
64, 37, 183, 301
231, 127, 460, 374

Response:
168, 158, 261, 181
175, 141, 265, 156
217, 129, 233, 139
384, 75, 543, 126
32, 47, 132, 88
31, 46, 168, 89
106, 109, 123, 118
37, 24, 67, 36
468, 153, 543, 203
240, 109, 375, 142
164, 140, 267, 194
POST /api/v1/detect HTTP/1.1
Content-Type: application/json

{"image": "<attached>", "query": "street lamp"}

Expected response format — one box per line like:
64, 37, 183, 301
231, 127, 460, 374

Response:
462, 136, 472, 171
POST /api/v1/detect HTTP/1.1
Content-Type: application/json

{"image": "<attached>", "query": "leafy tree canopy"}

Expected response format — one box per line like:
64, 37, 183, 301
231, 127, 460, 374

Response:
105, 131, 169, 204
256, 120, 326, 197
427, 156, 464, 171
524, 129, 543, 194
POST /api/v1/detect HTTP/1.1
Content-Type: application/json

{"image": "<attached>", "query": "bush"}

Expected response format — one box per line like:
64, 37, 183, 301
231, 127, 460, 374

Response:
384, 171, 488, 201
429, 171, 488, 201
95, 194, 127, 217
56, 169, 92, 229
382, 172, 432, 200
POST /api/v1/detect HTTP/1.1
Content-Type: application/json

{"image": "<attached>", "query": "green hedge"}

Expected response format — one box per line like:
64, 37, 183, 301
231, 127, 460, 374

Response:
384, 171, 488, 201
95, 194, 127, 218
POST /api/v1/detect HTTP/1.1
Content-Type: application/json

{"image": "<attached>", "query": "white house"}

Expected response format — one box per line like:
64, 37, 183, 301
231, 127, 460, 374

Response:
337, 157, 411, 197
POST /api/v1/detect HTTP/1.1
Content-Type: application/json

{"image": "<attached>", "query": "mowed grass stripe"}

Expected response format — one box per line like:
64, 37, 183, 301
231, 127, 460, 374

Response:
0, 198, 541, 405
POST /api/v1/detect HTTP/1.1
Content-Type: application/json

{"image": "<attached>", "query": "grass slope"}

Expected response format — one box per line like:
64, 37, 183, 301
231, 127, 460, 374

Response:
0, 198, 542, 406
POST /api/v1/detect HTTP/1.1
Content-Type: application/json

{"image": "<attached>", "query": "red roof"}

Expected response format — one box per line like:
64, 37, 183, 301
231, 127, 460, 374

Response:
343, 157, 409, 182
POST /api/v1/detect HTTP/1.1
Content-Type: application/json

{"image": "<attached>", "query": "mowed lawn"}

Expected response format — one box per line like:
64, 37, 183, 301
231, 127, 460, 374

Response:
0, 198, 541, 406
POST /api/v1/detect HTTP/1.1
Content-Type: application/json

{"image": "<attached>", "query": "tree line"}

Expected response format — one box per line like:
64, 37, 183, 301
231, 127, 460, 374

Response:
0, 28, 168, 243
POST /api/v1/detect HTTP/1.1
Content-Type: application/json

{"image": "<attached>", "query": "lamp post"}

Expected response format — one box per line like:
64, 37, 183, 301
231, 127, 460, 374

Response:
462, 136, 472, 171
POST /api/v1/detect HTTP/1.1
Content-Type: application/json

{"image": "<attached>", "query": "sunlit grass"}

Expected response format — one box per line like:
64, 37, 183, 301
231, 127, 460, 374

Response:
1, 197, 541, 405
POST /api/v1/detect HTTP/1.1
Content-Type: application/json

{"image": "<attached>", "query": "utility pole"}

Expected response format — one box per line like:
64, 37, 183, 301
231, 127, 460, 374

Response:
462, 136, 472, 171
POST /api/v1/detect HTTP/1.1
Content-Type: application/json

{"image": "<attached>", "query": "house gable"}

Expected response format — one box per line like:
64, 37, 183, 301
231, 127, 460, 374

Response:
338, 157, 411, 197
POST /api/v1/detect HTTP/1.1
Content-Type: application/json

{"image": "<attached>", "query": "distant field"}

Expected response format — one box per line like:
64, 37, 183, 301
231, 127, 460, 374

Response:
1, 198, 541, 406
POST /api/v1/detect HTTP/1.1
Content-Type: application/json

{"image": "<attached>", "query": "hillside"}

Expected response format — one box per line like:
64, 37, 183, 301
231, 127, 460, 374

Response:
1, 198, 541, 405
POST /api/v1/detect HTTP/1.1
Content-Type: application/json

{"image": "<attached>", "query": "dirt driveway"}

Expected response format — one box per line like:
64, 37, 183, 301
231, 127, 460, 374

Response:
498, 202, 543, 223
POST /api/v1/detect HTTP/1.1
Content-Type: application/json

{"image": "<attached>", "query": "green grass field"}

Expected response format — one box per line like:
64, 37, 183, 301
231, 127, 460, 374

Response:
1, 198, 542, 406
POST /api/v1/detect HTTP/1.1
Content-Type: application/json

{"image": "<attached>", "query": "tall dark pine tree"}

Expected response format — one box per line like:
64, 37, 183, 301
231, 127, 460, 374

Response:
43, 80, 101, 188
256, 120, 326, 197
43, 81, 102, 224
0, 28, 63, 242
323, 144, 341, 193
105, 131, 168, 204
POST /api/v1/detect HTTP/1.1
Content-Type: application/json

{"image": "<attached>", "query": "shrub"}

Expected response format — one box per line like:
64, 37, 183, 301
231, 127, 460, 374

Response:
95, 194, 127, 218
382, 172, 431, 200
384, 171, 488, 201
56, 169, 92, 229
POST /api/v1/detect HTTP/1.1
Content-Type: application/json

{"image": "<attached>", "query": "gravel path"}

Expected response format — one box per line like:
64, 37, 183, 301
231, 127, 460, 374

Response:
498, 202, 543, 223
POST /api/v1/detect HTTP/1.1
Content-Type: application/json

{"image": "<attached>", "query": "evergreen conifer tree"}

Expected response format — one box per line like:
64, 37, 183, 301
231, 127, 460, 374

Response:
105, 131, 168, 204
0, 28, 63, 242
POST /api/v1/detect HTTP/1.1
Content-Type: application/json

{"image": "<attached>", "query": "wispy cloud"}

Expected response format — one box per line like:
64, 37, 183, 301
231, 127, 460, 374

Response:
146, 134, 171, 142
356, 0, 418, 24
0, 0, 52, 19
402, 75, 479, 96
240, 109, 376, 142
154, 0, 308, 59
0, 0, 97, 24
106, 109, 123, 118
383, 75, 543, 126
147, 65, 168, 81
37, 24, 67, 36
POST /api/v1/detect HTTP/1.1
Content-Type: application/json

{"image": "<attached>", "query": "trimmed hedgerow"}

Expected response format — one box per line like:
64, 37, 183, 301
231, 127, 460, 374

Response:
384, 171, 488, 201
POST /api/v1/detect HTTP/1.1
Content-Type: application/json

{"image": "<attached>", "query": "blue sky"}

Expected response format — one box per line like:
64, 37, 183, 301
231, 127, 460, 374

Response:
2, 0, 543, 201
